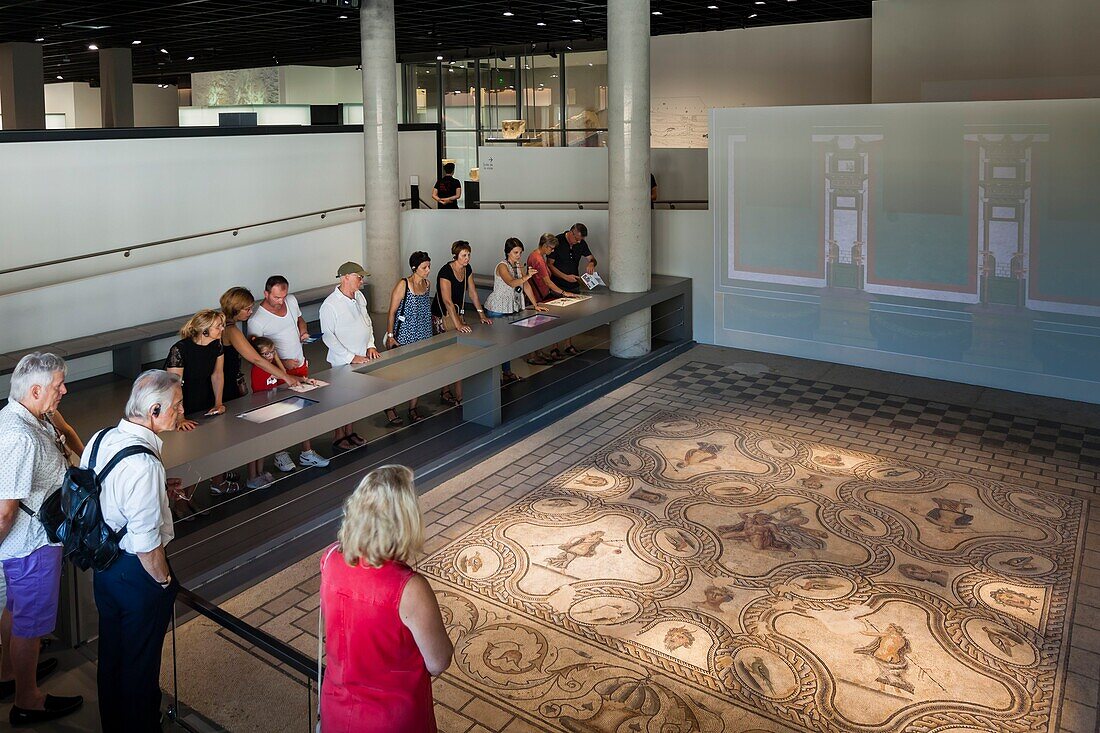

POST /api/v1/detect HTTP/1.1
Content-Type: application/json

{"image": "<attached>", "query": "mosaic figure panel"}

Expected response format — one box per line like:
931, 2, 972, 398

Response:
420, 411, 1087, 732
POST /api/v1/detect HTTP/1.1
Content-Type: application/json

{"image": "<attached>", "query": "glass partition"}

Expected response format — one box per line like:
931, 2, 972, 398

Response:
520, 54, 563, 147
408, 62, 440, 124
480, 57, 518, 139
564, 51, 608, 147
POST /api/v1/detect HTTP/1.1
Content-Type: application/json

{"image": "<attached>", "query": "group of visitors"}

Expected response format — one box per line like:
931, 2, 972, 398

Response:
1, 356, 181, 728
0, 222, 598, 728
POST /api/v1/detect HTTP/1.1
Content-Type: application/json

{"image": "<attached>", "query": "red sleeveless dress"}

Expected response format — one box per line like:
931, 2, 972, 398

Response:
319, 544, 437, 733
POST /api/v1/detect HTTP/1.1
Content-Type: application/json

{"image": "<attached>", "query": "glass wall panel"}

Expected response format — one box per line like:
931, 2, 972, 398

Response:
520, 54, 562, 146
566, 130, 608, 148
442, 60, 478, 130
444, 131, 478, 188
564, 51, 608, 143
480, 57, 518, 138
409, 62, 440, 123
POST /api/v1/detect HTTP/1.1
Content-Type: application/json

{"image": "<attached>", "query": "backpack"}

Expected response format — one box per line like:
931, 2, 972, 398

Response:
19, 428, 155, 572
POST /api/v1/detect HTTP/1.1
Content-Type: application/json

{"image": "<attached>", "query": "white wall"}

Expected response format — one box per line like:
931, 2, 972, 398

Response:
650, 20, 872, 147
0, 132, 367, 324
133, 84, 180, 127
872, 0, 1100, 102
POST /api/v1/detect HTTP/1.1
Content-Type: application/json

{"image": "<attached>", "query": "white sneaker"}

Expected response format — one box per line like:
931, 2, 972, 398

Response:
299, 450, 330, 468
246, 474, 272, 490
274, 451, 296, 472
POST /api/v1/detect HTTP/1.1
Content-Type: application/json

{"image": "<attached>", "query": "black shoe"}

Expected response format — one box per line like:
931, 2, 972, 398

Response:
0, 657, 59, 700
9, 693, 84, 725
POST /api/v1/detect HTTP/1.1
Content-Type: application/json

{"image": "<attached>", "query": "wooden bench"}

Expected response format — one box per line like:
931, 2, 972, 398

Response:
1, 284, 360, 379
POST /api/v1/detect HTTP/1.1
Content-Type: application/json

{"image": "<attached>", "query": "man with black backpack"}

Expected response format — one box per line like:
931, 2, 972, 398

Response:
88, 369, 184, 732
0, 353, 84, 725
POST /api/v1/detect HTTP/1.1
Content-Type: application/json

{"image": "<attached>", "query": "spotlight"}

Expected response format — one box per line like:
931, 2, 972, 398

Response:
159, 48, 168, 54
56, 75, 63, 80
186, 56, 195, 61
35, 37, 45, 42
88, 44, 99, 50
436, 54, 443, 60
536, 13, 547, 26
503, 2, 514, 17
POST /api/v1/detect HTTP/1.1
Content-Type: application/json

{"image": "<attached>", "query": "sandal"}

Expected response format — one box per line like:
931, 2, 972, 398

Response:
333, 437, 355, 452
440, 387, 460, 406
548, 349, 563, 361
563, 345, 580, 357
501, 372, 523, 386
408, 407, 423, 423
385, 409, 404, 427
348, 432, 368, 447
525, 355, 549, 366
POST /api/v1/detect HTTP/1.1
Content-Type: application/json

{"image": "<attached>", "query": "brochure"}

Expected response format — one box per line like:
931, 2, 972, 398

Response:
542, 295, 592, 307
288, 379, 329, 393
580, 271, 605, 290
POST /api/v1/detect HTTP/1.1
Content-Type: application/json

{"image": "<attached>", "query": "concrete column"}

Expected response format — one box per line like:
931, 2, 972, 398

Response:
99, 47, 134, 128
360, 0, 402, 312
607, 0, 652, 358
0, 42, 46, 130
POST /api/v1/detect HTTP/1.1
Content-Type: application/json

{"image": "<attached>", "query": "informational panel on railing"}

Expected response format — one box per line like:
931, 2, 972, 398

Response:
709, 99, 1100, 403
477, 146, 608, 204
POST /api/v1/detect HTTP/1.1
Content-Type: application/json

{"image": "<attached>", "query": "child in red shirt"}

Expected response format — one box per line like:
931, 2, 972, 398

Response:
250, 336, 286, 393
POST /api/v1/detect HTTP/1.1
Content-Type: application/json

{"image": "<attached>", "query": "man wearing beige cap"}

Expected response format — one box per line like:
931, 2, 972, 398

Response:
320, 262, 381, 450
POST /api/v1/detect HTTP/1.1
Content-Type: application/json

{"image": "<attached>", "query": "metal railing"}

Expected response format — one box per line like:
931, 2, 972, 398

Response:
478, 199, 708, 210
169, 586, 320, 732
0, 203, 367, 278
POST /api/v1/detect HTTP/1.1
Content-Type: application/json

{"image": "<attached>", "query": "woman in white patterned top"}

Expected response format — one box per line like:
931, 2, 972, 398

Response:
483, 238, 549, 385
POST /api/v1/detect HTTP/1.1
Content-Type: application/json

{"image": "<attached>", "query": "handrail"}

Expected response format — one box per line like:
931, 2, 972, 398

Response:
479, 199, 708, 209
0, 203, 367, 278
175, 586, 319, 678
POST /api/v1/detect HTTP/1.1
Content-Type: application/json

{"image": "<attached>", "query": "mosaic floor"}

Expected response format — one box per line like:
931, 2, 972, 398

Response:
165, 348, 1100, 733
421, 409, 1086, 733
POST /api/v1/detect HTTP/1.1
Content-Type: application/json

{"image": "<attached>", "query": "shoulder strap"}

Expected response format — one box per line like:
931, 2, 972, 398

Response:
96, 444, 156, 484
87, 428, 111, 468
317, 543, 340, 705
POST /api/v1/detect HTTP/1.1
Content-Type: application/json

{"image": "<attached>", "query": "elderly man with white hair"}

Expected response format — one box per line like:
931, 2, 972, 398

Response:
88, 369, 183, 732
0, 353, 83, 724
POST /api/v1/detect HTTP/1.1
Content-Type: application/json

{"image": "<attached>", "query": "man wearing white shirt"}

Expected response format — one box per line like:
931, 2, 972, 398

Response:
88, 370, 182, 732
248, 275, 329, 471
319, 262, 382, 450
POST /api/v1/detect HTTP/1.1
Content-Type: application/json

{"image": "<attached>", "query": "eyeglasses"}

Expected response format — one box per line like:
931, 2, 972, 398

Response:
260, 351, 276, 359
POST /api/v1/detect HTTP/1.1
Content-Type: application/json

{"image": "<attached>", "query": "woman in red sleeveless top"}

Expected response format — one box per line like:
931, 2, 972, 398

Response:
319, 465, 453, 732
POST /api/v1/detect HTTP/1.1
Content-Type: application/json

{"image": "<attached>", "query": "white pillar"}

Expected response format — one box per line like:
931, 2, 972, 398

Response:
99, 47, 134, 128
0, 42, 45, 130
360, 0, 402, 312
607, 0, 652, 358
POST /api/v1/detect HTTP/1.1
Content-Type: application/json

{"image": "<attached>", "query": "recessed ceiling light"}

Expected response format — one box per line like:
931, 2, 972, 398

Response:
572, 17, 582, 22
56, 75, 63, 80
88, 44, 98, 50
652, 9, 662, 15
551, 73, 558, 78
748, 12, 758, 17
186, 56, 195, 61
707, 4, 719, 8
436, 55, 443, 60
536, 14, 547, 26
339, 14, 348, 18
755, 1, 765, 4
35, 37, 45, 42
502, 3, 514, 17
131, 40, 141, 45
160, 48, 168, 54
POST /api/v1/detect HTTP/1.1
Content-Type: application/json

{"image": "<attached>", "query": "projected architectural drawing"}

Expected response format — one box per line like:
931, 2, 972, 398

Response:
711, 100, 1100, 399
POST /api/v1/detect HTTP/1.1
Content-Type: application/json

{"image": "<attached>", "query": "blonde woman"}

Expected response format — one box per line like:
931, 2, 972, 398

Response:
319, 465, 452, 732
165, 309, 238, 503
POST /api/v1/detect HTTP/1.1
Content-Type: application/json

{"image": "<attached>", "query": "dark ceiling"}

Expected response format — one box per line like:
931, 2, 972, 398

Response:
0, 0, 870, 85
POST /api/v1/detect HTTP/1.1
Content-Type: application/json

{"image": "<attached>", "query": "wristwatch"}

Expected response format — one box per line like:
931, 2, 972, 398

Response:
158, 574, 172, 587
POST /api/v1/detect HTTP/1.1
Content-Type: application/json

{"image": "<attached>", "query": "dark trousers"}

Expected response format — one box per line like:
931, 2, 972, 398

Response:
94, 552, 177, 733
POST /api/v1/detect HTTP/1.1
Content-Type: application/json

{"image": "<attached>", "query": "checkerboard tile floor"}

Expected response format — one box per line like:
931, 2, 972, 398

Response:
201, 352, 1100, 733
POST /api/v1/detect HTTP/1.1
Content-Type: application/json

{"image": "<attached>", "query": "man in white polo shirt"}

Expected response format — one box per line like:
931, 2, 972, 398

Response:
248, 274, 329, 471
319, 261, 381, 451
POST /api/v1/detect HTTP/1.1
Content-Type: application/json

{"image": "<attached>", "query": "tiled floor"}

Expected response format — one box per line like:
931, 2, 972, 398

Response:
168, 345, 1100, 733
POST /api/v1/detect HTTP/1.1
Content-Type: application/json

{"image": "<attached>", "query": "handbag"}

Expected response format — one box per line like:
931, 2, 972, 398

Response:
391, 278, 411, 347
